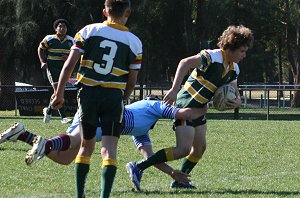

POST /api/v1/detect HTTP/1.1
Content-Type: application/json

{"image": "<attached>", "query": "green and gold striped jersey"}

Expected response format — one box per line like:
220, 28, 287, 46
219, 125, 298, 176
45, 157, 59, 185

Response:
72, 21, 143, 89
39, 34, 74, 73
176, 49, 239, 108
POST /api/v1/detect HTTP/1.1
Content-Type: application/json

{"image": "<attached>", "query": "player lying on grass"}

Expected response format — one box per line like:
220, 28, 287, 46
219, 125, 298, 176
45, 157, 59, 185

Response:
0, 98, 207, 185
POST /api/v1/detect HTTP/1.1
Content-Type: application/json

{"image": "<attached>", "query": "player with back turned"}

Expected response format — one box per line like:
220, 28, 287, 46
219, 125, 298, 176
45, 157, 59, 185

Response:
51, 0, 142, 197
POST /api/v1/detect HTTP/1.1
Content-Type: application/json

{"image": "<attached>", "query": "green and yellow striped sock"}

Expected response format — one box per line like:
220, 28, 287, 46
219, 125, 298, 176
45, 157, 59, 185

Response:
100, 158, 117, 198
75, 156, 91, 198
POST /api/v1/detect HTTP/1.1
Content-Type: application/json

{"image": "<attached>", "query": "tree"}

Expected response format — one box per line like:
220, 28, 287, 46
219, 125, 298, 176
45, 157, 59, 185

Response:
283, 0, 300, 107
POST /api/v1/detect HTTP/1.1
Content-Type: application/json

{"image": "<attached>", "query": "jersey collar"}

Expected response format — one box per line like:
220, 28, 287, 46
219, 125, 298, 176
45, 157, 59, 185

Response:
221, 49, 234, 78
55, 34, 67, 43
103, 20, 129, 31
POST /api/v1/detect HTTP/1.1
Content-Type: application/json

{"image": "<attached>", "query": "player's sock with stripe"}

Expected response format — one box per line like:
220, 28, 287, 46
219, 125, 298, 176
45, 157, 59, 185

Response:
75, 156, 90, 198
101, 158, 117, 198
137, 147, 174, 170
17, 130, 36, 146
180, 154, 201, 174
44, 134, 70, 155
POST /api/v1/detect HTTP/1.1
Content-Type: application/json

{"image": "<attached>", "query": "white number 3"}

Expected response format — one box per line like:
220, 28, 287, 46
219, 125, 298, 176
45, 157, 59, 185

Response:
94, 40, 117, 75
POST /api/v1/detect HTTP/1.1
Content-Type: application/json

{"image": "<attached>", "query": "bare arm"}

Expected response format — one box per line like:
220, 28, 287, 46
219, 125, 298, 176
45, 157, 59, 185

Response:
175, 105, 208, 120
164, 54, 201, 106
51, 50, 81, 109
124, 69, 139, 100
139, 144, 190, 183
38, 47, 48, 69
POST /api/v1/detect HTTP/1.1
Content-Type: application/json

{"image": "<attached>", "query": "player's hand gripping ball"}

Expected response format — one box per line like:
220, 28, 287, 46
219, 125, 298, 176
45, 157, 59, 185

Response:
213, 84, 237, 111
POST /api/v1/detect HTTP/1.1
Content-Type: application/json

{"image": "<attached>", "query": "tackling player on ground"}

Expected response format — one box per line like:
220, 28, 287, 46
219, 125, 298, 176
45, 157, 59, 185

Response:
0, 98, 207, 186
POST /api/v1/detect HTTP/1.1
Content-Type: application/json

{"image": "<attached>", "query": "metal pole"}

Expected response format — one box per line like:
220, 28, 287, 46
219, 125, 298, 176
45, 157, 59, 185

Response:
267, 89, 270, 120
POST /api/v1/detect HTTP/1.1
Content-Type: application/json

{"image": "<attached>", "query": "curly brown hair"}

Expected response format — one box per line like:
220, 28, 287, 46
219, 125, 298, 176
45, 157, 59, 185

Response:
217, 25, 254, 51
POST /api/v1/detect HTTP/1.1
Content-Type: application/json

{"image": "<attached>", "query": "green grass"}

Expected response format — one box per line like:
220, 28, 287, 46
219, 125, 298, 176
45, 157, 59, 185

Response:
0, 118, 300, 197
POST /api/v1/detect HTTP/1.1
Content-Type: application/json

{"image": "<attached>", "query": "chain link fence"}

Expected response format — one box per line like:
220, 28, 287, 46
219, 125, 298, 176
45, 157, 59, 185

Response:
1, 84, 300, 120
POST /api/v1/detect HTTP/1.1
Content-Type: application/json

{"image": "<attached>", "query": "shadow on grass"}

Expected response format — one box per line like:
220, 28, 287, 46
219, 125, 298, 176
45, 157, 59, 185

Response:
72, 187, 300, 197
0, 116, 42, 120
136, 189, 300, 196
207, 113, 300, 121
0, 146, 29, 152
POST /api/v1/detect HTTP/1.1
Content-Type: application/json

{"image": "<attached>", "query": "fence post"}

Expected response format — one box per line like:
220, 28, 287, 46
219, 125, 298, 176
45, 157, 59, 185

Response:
139, 84, 145, 100
244, 90, 247, 108
267, 89, 270, 120
282, 91, 285, 107
15, 93, 18, 116
277, 91, 280, 108
234, 108, 239, 119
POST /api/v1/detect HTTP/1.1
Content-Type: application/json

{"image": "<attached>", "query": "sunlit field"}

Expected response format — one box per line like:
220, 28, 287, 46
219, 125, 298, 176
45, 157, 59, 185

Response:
1, 117, 300, 197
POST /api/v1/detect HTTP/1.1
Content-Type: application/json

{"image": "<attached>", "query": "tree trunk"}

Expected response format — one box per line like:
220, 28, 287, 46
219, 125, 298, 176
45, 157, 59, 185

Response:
285, 1, 300, 107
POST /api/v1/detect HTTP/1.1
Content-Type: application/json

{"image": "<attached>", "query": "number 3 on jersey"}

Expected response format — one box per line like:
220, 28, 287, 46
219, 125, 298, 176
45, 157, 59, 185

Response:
93, 40, 117, 75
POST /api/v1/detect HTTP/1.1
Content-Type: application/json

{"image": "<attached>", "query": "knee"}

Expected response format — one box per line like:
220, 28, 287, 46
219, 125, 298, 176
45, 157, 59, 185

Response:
192, 144, 206, 158
81, 144, 95, 156
179, 146, 192, 157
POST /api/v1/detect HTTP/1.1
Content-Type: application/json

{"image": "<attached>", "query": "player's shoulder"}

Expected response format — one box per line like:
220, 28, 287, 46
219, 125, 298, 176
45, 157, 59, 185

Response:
78, 23, 103, 36
126, 31, 142, 44
201, 49, 223, 64
66, 35, 74, 41
43, 34, 56, 41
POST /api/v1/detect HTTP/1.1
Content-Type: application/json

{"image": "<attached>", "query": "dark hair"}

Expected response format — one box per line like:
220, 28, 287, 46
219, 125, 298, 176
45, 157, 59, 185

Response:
217, 25, 254, 51
104, 0, 131, 18
53, 19, 70, 30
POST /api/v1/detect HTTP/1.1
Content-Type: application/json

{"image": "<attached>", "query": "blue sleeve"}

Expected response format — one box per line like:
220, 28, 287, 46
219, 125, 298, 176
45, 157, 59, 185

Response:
150, 101, 179, 119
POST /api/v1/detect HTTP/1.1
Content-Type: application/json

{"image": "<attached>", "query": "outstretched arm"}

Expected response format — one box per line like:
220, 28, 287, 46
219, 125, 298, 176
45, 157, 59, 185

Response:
175, 105, 208, 120
164, 54, 201, 106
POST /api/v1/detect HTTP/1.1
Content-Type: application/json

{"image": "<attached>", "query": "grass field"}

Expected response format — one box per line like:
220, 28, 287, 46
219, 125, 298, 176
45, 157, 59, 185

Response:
1, 117, 300, 197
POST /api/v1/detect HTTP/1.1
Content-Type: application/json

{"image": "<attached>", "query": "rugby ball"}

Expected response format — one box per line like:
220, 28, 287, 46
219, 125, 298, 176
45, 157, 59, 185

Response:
213, 84, 237, 111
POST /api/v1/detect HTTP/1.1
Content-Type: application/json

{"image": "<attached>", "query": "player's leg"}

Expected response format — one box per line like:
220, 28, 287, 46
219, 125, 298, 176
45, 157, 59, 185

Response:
75, 121, 97, 198
0, 123, 36, 145
43, 127, 81, 165
74, 86, 99, 198
171, 119, 207, 189
43, 69, 55, 123
180, 123, 207, 174
173, 124, 195, 159
99, 88, 123, 198
127, 123, 194, 190
25, 131, 73, 165
100, 130, 120, 198
135, 124, 194, 170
